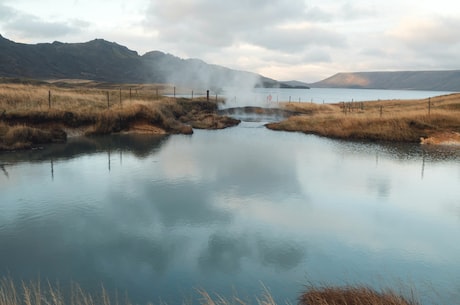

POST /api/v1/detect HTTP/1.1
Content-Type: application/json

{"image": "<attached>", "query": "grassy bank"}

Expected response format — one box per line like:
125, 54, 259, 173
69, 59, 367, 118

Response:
0, 278, 420, 305
267, 93, 460, 143
0, 81, 238, 150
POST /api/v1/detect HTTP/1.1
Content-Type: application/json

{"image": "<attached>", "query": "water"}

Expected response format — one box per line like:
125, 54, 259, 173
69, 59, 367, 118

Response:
221, 87, 456, 107
1, 123, 460, 304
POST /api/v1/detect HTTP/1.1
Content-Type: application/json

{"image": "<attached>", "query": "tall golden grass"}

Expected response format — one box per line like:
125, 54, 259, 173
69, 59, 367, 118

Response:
0, 278, 124, 305
268, 93, 460, 142
0, 82, 203, 150
0, 278, 422, 305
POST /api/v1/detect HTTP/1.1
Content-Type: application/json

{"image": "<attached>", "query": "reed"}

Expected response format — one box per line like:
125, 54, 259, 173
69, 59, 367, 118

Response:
0, 278, 424, 305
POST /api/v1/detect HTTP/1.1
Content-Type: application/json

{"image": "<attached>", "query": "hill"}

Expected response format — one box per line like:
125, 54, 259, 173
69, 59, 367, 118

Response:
312, 71, 460, 91
0, 34, 297, 89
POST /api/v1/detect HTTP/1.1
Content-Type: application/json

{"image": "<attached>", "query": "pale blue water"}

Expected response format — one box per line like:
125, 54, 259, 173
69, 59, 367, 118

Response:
1, 123, 460, 305
221, 87, 455, 107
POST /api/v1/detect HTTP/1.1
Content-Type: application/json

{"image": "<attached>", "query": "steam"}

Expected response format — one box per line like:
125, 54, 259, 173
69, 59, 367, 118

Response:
144, 51, 272, 109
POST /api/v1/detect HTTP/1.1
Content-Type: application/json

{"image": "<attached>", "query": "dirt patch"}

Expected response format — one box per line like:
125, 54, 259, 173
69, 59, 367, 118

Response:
420, 132, 460, 145
126, 122, 167, 135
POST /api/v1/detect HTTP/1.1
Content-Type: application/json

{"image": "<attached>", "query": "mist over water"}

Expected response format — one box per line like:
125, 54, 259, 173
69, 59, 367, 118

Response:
148, 52, 262, 99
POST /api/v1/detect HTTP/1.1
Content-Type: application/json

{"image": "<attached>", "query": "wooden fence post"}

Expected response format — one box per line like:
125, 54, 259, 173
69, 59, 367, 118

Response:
48, 90, 51, 109
107, 92, 110, 109
206, 90, 210, 102
428, 97, 431, 116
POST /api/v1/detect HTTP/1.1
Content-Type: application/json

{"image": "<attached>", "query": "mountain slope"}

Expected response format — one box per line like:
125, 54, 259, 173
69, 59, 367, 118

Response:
0, 35, 145, 83
312, 71, 460, 91
0, 35, 293, 89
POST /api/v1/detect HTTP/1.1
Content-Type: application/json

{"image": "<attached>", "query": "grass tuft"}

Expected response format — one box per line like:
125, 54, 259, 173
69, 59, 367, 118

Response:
0, 278, 425, 305
299, 285, 420, 305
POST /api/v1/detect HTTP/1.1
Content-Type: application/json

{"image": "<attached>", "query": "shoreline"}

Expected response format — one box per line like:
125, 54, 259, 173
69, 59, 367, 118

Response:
265, 93, 460, 145
1, 81, 460, 151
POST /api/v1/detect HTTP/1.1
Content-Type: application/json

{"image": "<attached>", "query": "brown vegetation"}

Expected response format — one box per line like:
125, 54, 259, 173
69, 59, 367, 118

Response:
0, 80, 239, 150
267, 93, 460, 144
299, 286, 419, 305
0, 278, 422, 305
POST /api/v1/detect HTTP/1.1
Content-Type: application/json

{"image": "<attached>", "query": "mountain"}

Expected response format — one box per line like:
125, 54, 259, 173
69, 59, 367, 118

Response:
312, 71, 460, 91
0, 34, 296, 89
279, 80, 310, 89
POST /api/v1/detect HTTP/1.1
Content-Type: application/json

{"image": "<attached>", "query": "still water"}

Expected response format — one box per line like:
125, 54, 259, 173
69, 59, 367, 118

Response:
1, 123, 460, 304
219, 87, 456, 108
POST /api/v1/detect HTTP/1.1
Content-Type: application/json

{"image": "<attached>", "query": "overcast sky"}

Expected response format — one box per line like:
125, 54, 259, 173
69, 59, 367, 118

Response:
1, 0, 459, 82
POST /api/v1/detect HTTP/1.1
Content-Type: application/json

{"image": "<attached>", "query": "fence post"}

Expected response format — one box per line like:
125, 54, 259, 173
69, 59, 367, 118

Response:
174, 86, 176, 99
191, 90, 194, 101
428, 97, 431, 116
206, 90, 210, 102
119, 88, 122, 108
379, 105, 383, 118
107, 92, 110, 109
48, 90, 51, 109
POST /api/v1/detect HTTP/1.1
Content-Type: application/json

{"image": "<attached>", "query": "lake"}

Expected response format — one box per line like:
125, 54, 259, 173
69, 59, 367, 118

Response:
1, 88, 460, 304
222, 87, 455, 107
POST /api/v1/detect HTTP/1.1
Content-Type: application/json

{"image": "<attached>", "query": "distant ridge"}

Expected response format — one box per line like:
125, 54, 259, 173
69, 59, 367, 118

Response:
312, 71, 460, 91
0, 34, 302, 89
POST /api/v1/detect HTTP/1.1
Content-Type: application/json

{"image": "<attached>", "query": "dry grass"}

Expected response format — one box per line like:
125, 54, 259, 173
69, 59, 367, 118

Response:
0, 278, 423, 305
0, 278, 127, 305
267, 93, 460, 143
299, 286, 419, 305
0, 81, 206, 149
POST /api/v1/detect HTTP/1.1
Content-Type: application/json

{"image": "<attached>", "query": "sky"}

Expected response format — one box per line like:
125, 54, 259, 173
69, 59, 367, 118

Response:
0, 0, 460, 82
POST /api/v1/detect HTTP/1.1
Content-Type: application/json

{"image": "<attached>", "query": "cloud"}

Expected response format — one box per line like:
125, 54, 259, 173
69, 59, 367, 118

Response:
385, 16, 460, 69
247, 24, 346, 53
5, 16, 87, 38
389, 17, 460, 47
0, 2, 88, 40
0, 3, 16, 19
143, 0, 309, 53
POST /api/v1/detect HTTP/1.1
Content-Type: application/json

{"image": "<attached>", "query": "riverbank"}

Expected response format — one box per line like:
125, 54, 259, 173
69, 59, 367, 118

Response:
266, 93, 460, 144
0, 81, 239, 151
2, 80, 460, 150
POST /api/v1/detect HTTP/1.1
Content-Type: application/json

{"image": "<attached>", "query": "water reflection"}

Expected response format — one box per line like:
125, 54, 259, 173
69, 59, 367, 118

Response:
0, 134, 169, 164
199, 233, 252, 274
1, 128, 460, 305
